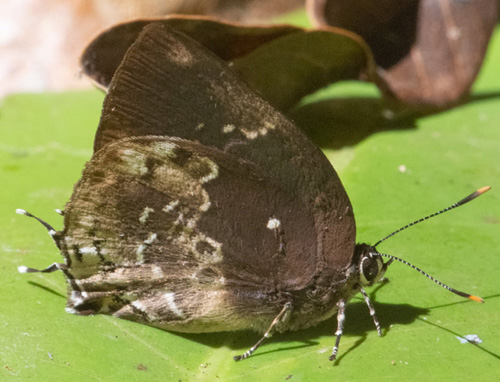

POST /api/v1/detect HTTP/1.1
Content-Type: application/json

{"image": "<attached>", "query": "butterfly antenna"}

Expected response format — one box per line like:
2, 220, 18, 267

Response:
374, 186, 491, 247
377, 252, 483, 303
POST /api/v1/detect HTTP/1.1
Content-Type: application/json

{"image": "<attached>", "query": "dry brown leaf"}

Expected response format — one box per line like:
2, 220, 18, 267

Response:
81, 16, 377, 110
231, 27, 379, 110
308, 0, 499, 108
81, 17, 301, 90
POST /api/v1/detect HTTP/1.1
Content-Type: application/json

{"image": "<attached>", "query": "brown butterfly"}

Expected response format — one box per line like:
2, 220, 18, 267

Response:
18, 23, 487, 362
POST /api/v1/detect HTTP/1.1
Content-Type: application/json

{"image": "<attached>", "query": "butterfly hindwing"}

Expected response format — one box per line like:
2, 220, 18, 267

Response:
62, 135, 324, 332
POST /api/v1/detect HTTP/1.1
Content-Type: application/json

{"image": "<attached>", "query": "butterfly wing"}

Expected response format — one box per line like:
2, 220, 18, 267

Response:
62, 135, 319, 332
93, 23, 356, 276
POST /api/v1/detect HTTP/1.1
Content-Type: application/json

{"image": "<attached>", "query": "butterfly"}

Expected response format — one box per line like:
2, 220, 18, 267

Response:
18, 22, 487, 362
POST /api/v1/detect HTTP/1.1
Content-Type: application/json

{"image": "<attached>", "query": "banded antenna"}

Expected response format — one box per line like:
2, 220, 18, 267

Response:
374, 186, 490, 303
375, 186, 490, 247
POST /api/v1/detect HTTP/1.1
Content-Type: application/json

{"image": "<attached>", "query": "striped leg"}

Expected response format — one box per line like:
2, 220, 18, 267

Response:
16, 209, 62, 249
18, 262, 61, 274
329, 299, 346, 361
234, 302, 292, 361
360, 288, 382, 336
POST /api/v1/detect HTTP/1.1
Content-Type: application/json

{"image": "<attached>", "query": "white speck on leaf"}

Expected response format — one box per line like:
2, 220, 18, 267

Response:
456, 334, 482, 344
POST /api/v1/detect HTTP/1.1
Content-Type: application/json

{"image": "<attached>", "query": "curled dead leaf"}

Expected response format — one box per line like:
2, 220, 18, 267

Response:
81, 15, 378, 110
308, 0, 499, 108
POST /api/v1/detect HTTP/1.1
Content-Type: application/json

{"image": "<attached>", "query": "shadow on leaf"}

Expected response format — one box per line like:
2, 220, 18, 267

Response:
289, 90, 500, 150
289, 97, 418, 149
28, 281, 66, 299
162, 280, 428, 359
170, 298, 429, 360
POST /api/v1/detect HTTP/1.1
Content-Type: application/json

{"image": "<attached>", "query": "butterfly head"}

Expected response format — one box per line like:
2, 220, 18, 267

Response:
354, 243, 392, 287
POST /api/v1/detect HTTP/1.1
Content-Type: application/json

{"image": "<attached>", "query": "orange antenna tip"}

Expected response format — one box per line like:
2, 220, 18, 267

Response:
468, 295, 484, 303
477, 186, 491, 195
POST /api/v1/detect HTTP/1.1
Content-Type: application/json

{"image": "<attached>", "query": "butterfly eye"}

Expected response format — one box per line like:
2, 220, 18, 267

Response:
359, 254, 383, 286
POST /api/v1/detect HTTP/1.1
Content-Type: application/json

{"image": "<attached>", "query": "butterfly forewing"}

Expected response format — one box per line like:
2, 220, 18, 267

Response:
94, 23, 355, 272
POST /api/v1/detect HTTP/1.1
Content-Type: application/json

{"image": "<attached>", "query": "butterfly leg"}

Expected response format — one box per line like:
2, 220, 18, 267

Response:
360, 288, 382, 336
18, 263, 61, 274
329, 299, 346, 361
234, 302, 292, 361
16, 209, 66, 274
16, 209, 62, 249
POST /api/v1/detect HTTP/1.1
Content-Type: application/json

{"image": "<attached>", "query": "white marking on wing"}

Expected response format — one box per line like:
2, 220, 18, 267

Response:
164, 292, 186, 319
139, 207, 154, 224
267, 217, 281, 230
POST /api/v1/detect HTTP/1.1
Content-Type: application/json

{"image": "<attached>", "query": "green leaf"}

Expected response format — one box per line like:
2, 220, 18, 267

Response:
1, 27, 499, 382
